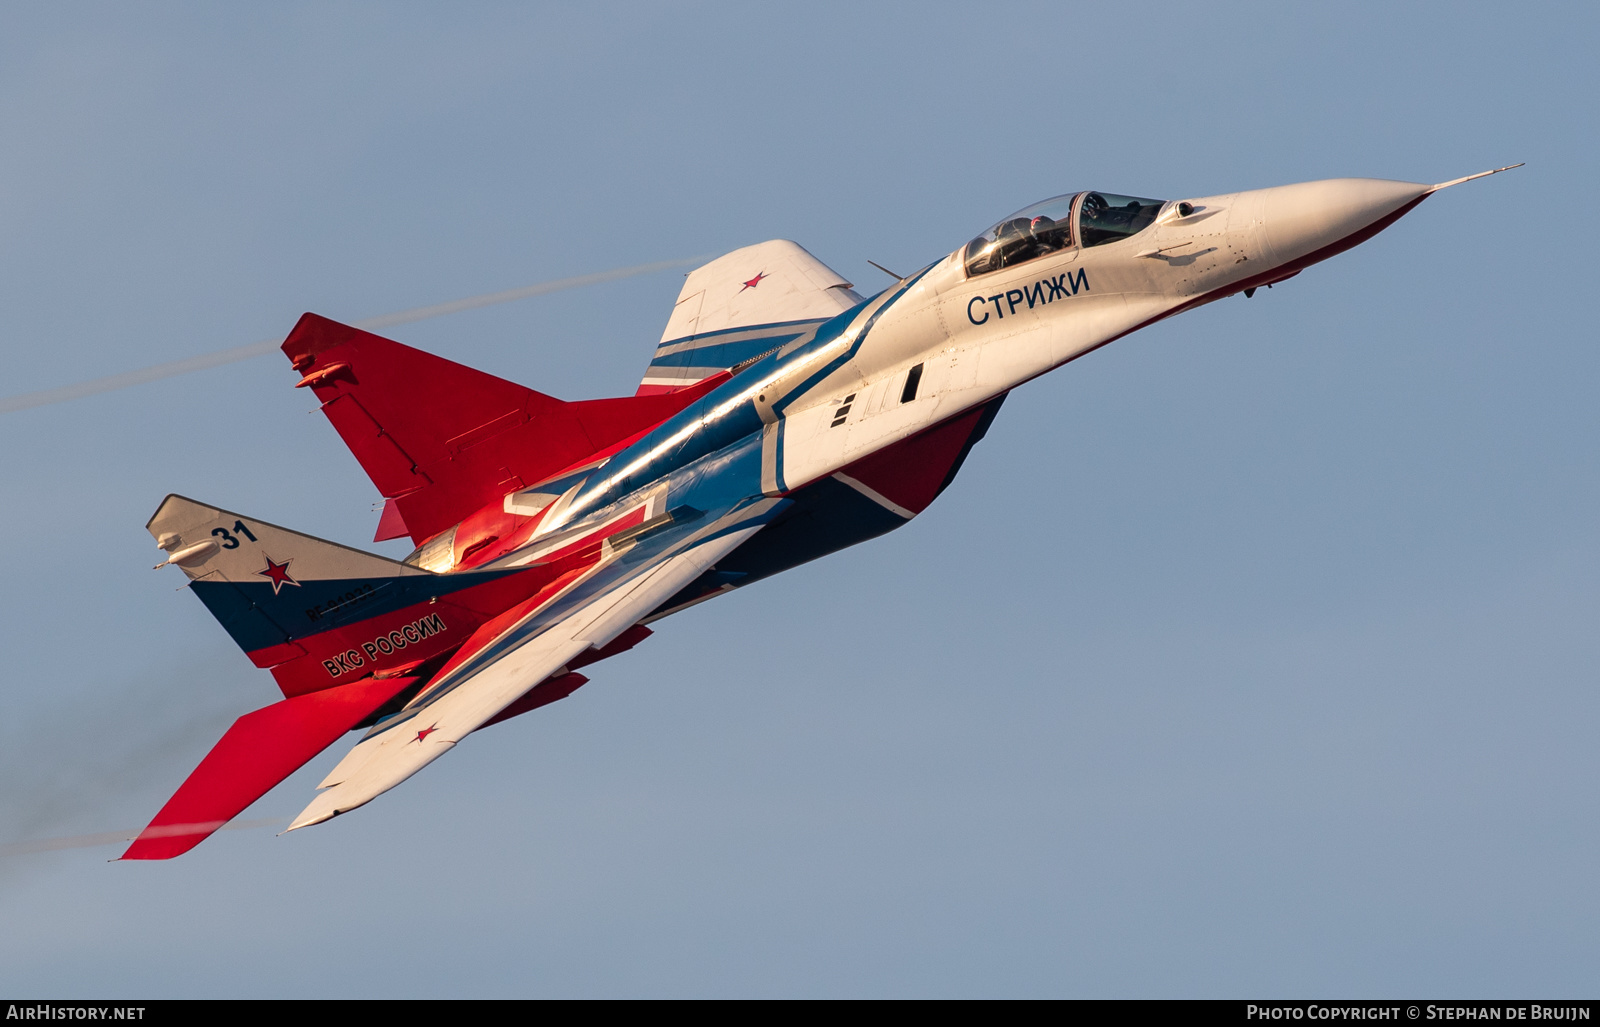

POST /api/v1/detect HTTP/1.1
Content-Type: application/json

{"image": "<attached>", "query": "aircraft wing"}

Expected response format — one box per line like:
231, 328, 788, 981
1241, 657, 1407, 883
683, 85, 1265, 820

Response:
281, 313, 729, 545
287, 495, 784, 830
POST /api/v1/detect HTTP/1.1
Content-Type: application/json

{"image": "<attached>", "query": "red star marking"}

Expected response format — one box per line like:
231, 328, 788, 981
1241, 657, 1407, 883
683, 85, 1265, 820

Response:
739, 271, 767, 291
257, 556, 300, 595
414, 724, 439, 743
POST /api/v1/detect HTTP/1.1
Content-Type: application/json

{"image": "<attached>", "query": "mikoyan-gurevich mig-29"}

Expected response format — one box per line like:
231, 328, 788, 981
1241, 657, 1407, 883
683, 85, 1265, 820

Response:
125, 166, 1519, 859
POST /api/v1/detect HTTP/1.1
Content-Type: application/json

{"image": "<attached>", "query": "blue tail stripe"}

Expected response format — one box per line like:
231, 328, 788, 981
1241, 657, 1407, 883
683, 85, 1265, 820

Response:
191, 569, 517, 654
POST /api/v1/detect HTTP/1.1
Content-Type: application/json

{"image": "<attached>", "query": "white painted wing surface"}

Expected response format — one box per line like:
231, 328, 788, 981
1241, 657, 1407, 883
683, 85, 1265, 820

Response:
286, 511, 773, 830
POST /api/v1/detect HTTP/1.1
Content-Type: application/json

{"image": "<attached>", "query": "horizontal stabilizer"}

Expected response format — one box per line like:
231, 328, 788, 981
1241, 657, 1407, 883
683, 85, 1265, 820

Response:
121, 676, 417, 860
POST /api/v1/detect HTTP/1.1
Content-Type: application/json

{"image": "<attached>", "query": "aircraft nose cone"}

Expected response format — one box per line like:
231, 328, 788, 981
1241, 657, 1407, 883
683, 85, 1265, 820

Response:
1251, 177, 1432, 268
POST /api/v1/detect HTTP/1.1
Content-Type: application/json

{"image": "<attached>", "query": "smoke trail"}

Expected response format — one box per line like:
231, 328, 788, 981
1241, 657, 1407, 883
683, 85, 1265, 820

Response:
0, 255, 717, 863
0, 651, 287, 867
0, 819, 283, 858
0, 255, 712, 414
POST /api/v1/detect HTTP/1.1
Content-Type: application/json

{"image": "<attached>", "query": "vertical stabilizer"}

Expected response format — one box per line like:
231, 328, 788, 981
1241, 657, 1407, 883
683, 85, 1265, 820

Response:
637, 241, 863, 395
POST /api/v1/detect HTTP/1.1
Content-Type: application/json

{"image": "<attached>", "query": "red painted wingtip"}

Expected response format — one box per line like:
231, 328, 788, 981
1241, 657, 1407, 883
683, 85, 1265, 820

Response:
121, 677, 416, 860
281, 312, 366, 370
122, 820, 233, 861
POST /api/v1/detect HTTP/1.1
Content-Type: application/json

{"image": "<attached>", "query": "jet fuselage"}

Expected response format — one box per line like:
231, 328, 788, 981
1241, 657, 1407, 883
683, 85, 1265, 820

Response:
129, 172, 1514, 857
529, 178, 1437, 558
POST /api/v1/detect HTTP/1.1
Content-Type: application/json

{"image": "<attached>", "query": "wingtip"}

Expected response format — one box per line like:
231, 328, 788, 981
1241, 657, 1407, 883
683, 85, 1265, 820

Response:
1430, 163, 1525, 192
285, 793, 354, 833
283, 810, 334, 834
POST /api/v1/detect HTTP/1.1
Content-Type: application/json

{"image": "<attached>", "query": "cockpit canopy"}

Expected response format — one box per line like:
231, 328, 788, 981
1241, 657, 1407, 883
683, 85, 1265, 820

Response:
1080, 192, 1165, 247
962, 194, 1077, 277
963, 191, 1165, 277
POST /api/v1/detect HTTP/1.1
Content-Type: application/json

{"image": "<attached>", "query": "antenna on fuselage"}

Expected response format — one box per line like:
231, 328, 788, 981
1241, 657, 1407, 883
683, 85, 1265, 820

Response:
867, 260, 907, 284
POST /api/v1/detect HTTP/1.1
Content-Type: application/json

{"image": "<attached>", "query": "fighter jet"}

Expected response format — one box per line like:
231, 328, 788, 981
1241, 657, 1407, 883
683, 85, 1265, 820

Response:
125, 168, 1518, 859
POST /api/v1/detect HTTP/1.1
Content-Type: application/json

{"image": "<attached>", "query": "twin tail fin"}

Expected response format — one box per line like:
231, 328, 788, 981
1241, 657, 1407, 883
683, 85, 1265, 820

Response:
134, 495, 567, 859
148, 495, 540, 699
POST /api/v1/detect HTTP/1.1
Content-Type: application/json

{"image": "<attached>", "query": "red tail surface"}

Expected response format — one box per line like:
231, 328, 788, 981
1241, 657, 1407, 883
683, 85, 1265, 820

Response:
281, 314, 727, 545
121, 676, 417, 860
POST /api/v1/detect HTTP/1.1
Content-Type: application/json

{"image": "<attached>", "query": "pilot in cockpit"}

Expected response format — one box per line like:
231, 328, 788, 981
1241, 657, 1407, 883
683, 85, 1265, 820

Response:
1028, 214, 1071, 255
987, 218, 1028, 264
991, 215, 1069, 268
963, 193, 1083, 277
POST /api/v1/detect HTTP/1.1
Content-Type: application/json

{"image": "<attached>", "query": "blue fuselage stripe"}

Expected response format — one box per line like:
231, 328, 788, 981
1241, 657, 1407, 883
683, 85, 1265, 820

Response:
569, 268, 931, 523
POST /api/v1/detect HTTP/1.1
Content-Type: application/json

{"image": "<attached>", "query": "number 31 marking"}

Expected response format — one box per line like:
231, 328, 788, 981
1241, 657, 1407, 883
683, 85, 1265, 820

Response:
212, 520, 259, 549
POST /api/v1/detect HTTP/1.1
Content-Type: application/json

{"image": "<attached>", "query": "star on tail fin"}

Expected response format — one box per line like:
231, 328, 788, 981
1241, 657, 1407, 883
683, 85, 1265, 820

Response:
637, 241, 863, 396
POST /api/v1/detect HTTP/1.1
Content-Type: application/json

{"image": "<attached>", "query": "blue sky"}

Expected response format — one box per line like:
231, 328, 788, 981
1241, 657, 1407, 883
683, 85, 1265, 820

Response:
0, 1, 1595, 997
